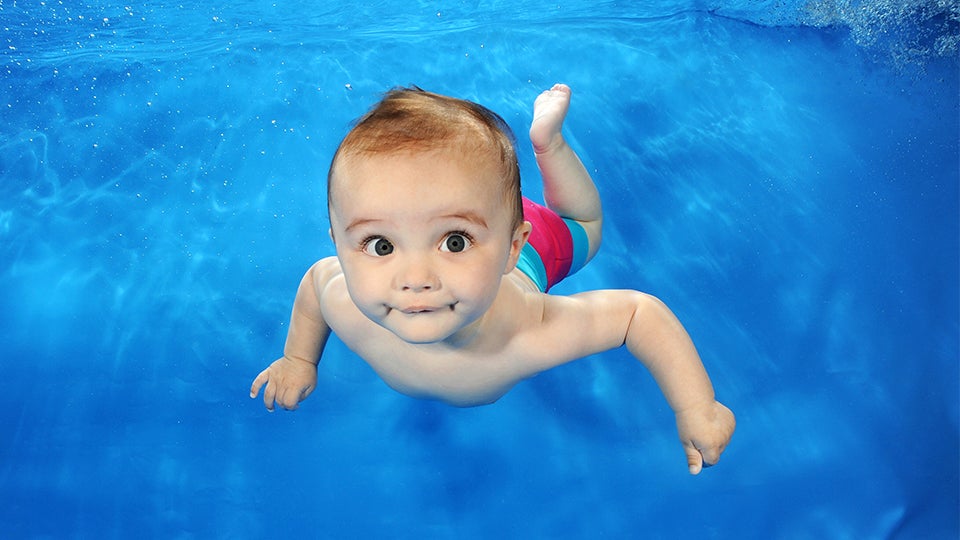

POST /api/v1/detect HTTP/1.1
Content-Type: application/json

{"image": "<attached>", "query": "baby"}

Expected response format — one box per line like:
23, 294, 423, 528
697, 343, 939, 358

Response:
250, 84, 735, 474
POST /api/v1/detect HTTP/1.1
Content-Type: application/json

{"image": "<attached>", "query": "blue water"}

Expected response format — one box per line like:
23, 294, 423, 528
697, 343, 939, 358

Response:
1, 1, 957, 538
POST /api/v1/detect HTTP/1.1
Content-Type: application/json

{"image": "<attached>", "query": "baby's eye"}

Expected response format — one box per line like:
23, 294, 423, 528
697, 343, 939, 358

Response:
440, 232, 472, 253
362, 237, 394, 256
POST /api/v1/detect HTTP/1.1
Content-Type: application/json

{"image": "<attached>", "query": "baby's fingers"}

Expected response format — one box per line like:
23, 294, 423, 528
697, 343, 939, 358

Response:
684, 443, 704, 475
276, 386, 301, 411
699, 444, 723, 467
262, 379, 279, 412
249, 369, 269, 399
685, 439, 727, 475
250, 368, 280, 411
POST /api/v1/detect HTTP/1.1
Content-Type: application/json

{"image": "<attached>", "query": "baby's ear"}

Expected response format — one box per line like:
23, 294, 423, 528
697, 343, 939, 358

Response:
328, 228, 335, 244
504, 221, 532, 273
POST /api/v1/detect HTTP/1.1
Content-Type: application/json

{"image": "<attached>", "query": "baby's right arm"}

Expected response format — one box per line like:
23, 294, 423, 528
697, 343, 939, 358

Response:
249, 257, 339, 411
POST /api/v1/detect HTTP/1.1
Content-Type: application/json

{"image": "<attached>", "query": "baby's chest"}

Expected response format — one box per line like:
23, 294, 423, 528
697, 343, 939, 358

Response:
355, 342, 532, 406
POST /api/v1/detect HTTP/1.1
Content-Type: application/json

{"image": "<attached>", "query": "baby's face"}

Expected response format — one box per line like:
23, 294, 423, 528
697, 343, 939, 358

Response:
329, 150, 525, 345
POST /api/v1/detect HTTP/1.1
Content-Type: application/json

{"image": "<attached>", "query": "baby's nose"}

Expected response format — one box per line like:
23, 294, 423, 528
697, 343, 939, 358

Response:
395, 256, 439, 292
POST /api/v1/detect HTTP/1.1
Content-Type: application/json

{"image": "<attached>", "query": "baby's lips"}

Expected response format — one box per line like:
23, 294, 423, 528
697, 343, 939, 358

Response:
401, 305, 438, 314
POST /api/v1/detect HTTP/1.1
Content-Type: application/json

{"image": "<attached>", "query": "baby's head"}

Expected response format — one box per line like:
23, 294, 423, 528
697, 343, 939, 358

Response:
327, 87, 523, 231
325, 88, 530, 345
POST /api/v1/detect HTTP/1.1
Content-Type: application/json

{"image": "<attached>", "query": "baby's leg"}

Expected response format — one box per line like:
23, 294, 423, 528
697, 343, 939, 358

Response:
530, 84, 602, 263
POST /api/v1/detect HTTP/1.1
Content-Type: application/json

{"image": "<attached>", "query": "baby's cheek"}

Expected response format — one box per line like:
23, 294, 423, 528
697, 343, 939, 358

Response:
464, 274, 503, 308
341, 269, 377, 307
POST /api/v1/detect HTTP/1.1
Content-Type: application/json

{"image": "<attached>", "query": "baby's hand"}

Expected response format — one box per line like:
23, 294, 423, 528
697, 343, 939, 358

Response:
674, 400, 735, 475
249, 356, 318, 412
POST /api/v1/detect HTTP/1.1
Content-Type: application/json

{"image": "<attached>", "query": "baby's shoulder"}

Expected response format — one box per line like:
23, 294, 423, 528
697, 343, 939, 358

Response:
310, 256, 343, 284
310, 259, 355, 318
507, 288, 630, 366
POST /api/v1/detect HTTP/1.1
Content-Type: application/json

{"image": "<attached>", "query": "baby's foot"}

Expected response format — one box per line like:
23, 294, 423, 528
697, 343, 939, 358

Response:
530, 83, 571, 154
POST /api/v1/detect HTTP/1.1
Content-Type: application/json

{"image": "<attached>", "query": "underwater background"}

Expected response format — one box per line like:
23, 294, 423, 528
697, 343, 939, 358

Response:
2, 0, 958, 538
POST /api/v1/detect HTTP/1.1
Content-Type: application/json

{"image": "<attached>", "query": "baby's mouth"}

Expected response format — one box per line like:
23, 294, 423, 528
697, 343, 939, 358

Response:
403, 306, 435, 314
397, 303, 456, 315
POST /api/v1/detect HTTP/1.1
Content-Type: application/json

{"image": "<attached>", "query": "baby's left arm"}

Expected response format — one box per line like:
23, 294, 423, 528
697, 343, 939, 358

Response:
619, 292, 734, 474
540, 290, 735, 474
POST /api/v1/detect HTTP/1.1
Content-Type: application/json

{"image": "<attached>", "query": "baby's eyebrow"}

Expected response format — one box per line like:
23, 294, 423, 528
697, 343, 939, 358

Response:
342, 212, 488, 233
344, 218, 383, 233
437, 212, 488, 229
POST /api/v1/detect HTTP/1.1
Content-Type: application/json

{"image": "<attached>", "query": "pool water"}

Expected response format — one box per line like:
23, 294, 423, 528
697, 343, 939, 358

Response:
2, 1, 957, 538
